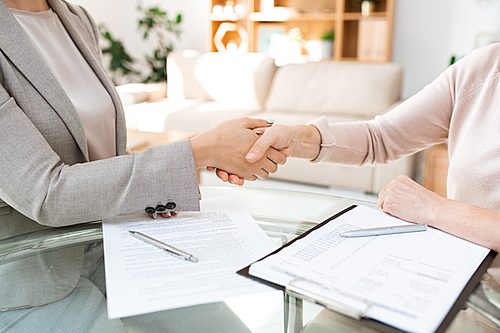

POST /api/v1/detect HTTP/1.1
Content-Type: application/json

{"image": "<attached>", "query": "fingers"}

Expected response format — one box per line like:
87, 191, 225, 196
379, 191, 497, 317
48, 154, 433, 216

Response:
241, 117, 274, 130
246, 130, 276, 163
214, 169, 245, 186
266, 148, 287, 165
215, 168, 229, 182
212, 148, 285, 183
377, 192, 385, 210
378, 176, 406, 211
377, 175, 441, 224
252, 127, 268, 136
149, 211, 177, 219
228, 174, 245, 186
245, 147, 286, 178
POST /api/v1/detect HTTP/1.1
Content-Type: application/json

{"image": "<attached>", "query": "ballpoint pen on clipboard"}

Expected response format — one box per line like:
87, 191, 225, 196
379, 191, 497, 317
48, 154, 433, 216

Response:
129, 230, 199, 263
340, 224, 428, 238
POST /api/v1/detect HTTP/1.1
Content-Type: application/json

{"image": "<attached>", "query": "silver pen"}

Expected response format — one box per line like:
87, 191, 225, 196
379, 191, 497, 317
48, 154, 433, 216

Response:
129, 230, 199, 262
340, 224, 427, 238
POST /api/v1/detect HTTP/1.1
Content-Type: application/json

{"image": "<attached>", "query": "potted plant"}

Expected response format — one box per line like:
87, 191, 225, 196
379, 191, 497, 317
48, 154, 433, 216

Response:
320, 30, 334, 60
357, 0, 380, 17
137, 2, 183, 84
99, 24, 139, 85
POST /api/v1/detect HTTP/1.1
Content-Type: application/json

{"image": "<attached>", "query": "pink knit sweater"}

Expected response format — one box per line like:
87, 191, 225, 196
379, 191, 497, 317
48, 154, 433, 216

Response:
310, 43, 500, 212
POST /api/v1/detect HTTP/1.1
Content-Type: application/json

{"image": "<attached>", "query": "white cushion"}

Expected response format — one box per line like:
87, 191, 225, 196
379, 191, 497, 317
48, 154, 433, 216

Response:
253, 56, 278, 105
116, 83, 150, 106
265, 62, 402, 117
167, 51, 277, 109
193, 52, 277, 109
167, 50, 212, 101
124, 99, 202, 133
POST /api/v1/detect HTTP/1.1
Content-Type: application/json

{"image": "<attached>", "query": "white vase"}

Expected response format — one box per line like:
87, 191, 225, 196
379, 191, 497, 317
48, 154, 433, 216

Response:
261, 0, 274, 13
320, 40, 333, 60
361, 1, 376, 17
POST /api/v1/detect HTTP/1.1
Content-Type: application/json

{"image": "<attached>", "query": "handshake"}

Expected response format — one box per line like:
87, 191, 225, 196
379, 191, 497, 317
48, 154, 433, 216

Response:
189, 117, 322, 185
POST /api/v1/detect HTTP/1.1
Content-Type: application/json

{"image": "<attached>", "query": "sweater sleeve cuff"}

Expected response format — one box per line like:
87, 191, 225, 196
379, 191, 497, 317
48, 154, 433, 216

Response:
306, 116, 337, 164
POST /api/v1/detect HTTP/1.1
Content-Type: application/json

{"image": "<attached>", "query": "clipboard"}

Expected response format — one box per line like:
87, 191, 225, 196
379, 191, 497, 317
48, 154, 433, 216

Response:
237, 205, 496, 333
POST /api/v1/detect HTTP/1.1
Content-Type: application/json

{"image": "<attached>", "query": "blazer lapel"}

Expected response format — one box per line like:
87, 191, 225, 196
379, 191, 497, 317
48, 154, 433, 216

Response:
0, 1, 89, 161
49, 0, 127, 155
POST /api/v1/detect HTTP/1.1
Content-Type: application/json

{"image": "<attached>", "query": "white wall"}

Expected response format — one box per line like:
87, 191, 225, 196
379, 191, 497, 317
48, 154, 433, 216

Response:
72, 0, 209, 63
392, 0, 453, 98
393, 0, 500, 98
73, 0, 500, 98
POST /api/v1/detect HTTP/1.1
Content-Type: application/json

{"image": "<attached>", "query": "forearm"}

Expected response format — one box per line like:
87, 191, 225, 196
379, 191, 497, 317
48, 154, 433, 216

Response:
427, 199, 500, 252
308, 65, 455, 166
1, 140, 200, 227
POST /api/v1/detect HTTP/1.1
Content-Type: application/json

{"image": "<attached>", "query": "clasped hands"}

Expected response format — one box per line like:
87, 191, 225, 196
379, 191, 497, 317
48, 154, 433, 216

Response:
189, 117, 291, 185
190, 117, 322, 186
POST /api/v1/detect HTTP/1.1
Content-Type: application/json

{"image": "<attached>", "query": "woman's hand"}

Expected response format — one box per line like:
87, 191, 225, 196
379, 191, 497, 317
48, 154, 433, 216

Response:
208, 122, 322, 185
245, 123, 321, 162
190, 118, 286, 181
206, 166, 245, 186
377, 175, 445, 224
377, 175, 500, 252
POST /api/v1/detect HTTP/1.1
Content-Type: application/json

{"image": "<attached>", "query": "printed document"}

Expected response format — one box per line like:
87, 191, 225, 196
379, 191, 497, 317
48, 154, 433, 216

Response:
249, 205, 490, 333
103, 197, 276, 319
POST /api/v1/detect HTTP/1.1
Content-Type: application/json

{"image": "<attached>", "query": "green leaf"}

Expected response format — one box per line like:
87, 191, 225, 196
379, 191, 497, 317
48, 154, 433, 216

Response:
136, 2, 182, 83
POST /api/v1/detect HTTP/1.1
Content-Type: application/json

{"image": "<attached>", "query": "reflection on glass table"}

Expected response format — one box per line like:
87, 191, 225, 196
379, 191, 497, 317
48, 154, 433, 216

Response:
0, 187, 499, 333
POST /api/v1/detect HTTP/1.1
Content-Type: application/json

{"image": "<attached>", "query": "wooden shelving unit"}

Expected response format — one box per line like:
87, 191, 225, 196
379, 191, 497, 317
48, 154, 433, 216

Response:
208, 0, 395, 62
423, 143, 449, 198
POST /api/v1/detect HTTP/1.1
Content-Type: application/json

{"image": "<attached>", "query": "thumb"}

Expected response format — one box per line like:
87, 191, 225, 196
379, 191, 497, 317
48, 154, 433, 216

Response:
246, 131, 275, 162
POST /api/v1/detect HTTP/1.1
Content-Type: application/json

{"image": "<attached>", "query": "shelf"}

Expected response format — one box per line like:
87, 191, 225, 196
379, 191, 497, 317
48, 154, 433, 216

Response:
245, 12, 388, 23
210, 13, 245, 22
249, 12, 337, 22
343, 12, 388, 21
208, 0, 394, 62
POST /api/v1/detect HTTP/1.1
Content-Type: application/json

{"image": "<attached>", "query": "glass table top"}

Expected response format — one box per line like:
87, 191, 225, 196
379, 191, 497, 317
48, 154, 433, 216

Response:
0, 186, 498, 333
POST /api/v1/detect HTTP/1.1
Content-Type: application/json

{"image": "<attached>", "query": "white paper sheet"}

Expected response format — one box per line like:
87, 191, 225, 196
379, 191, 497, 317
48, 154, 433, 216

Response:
249, 205, 490, 333
103, 196, 277, 319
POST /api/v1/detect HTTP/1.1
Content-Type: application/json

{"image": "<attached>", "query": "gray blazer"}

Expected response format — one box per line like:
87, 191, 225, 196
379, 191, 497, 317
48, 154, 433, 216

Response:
0, 0, 200, 309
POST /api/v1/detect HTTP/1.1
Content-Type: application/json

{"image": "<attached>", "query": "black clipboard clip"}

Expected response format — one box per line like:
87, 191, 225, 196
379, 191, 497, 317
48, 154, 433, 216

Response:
285, 278, 372, 320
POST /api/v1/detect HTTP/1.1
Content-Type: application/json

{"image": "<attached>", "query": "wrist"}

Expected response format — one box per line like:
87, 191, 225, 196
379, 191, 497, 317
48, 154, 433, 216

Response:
291, 125, 321, 160
190, 134, 214, 169
422, 194, 451, 227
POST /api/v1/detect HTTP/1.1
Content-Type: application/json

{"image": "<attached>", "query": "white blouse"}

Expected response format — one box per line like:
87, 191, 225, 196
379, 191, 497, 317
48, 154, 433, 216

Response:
10, 8, 116, 161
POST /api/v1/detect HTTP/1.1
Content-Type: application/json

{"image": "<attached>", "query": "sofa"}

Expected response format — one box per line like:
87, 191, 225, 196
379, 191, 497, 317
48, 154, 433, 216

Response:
122, 50, 416, 194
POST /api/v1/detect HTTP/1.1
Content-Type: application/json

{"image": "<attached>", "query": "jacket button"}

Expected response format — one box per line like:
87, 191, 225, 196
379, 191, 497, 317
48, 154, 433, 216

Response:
155, 204, 167, 212
166, 202, 176, 210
